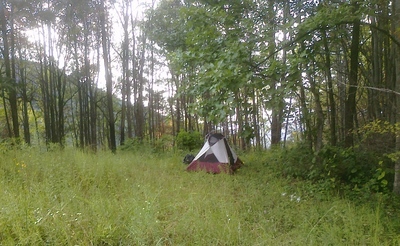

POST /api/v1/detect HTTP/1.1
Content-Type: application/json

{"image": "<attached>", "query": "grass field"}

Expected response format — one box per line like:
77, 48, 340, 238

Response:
1, 146, 399, 245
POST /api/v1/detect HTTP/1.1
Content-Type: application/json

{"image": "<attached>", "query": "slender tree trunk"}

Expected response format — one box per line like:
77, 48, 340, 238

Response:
175, 76, 181, 134
308, 65, 324, 152
336, 44, 347, 143
252, 88, 260, 148
322, 30, 337, 146
235, 93, 245, 150
267, 0, 282, 148
56, 71, 66, 146
167, 74, 175, 137
1, 87, 12, 138
149, 39, 155, 141
20, 67, 30, 145
120, 8, 129, 145
39, 24, 51, 145
393, 0, 400, 195
128, 14, 136, 139
100, 0, 116, 153
15, 30, 31, 144
136, 33, 146, 140
283, 97, 290, 148
271, 106, 283, 146
344, 3, 360, 148
0, 2, 19, 139
9, 6, 19, 140
299, 81, 313, 150
90, 42, 100, 151
369, 16, 381, 121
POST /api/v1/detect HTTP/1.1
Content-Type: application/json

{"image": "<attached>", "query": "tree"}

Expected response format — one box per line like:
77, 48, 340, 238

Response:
0, 1, 19, 140
393, 0, 400, 195
117, 0, 131, 146
99, 0, 116, 153
344, 2, 361, 148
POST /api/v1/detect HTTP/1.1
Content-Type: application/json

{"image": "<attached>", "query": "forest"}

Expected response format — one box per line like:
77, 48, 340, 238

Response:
2, 0, 400, 193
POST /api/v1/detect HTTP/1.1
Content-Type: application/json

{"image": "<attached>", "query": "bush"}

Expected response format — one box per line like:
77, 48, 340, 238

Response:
266, 144, 315, 179
268, 144, 393, 197
153, 134, 174, 152
119, 137, 153, 153
175, 130, 203, 151
313, 146, 393, 193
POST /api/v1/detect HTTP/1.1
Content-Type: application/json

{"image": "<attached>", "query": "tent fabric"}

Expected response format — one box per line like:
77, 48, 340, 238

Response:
186, 133, 243, 174
208, 133, 224, 146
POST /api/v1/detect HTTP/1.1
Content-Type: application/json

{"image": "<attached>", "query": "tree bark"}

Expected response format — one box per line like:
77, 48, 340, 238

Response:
308, 64, 324, 152
99, 0, 116, 153
322, 29, 337, 146
135, 32, 146, 140
0, 2, 19, 139
393, 0, 400, 195
344, 3, 360, 148
120, 1, 130, 145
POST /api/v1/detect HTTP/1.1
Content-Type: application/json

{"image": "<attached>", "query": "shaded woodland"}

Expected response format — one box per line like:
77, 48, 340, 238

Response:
2, 0, 400, 193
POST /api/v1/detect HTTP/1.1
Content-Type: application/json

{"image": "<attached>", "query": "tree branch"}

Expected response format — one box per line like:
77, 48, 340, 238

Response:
253, 21, 400, 69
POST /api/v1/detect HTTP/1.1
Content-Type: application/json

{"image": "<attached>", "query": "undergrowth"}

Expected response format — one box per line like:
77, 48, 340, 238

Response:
0, 145, 399, 245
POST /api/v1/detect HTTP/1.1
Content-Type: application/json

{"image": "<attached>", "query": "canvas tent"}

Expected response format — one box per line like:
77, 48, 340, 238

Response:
186, 133, 243, 174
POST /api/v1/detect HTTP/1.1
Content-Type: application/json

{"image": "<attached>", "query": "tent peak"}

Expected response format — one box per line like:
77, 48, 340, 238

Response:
206, 132, 224, 146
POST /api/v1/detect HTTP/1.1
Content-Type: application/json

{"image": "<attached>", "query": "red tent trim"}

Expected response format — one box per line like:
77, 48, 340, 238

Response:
186, 158, 243, 174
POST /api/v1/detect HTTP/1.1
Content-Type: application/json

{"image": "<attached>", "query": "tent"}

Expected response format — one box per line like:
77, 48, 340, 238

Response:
186, 133, 243, 174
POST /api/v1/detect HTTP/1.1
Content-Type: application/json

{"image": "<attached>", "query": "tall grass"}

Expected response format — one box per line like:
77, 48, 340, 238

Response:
0, 147, 399, 245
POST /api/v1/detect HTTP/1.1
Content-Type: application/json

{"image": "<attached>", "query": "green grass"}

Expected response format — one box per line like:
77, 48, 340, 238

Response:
0, 147, 399, 245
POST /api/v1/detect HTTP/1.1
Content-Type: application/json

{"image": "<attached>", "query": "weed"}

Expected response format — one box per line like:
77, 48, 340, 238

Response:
0, 147, 399, 245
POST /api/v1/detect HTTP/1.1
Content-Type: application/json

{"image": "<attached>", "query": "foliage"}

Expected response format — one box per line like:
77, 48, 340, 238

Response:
268, 143, 394, 199
152, 2, 256, 124
153, 134, 175, 152
1, 148, 400, 244
297, 1, 365, 38
118, 137, 151, 153
175, 130, 203, 151
119, 136, 176, 155
313, 146, 392, 194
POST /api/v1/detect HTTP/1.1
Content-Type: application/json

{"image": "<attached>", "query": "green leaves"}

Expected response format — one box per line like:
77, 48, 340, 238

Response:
176, 130, 203, 151
166, 3, 254, 123
297, 1, 366, 40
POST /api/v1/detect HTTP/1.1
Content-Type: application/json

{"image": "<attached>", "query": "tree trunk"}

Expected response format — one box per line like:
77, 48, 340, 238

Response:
135, 33, 146, 140
322, 29, 337, 146
0, 2, 19, 139
393, 0, 400, 195
299, 81, 313, 150
267, 0, 282, 148
20, 67, 30, 145
308, 64, 324, 152
120, 3, 130, 145
270, 105, 282, 147
100, 0, 116, 153
252, 88, 261, 148
344, 4, 360, 148
128, 14, 136, 140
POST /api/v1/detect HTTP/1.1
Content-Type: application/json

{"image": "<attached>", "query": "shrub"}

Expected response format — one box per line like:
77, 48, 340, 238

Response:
313, 146, 393, 193
267, 144, 315, 180
153, 134, 174, 152
268, 144, 393, 197
175, 130, 203, 151
119, 137, 153, 153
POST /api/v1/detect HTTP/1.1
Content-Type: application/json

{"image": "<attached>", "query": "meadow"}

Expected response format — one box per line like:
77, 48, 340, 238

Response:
1, 146, 399, 245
